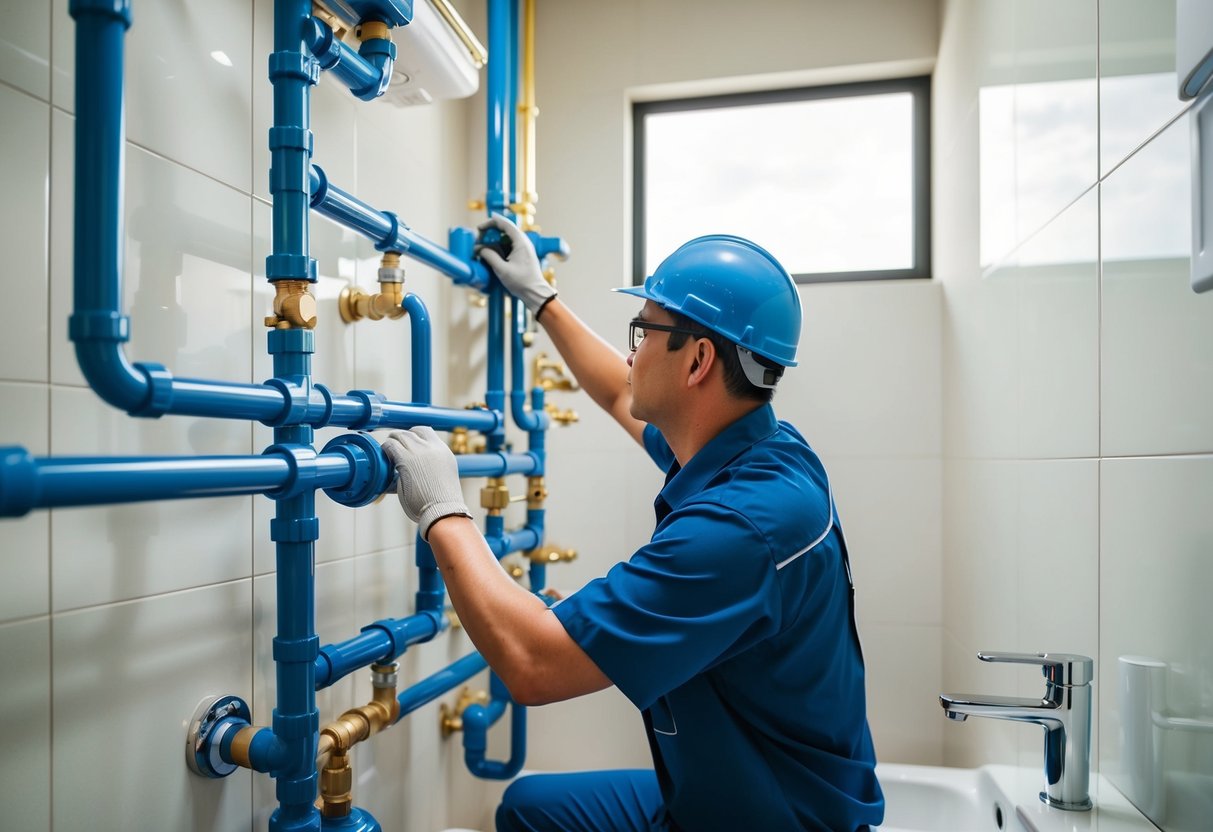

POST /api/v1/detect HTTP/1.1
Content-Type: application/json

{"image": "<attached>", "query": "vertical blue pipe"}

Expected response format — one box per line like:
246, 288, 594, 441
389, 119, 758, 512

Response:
486, 0, 509, 213
403, 293, 431, 404
268, 0, 318, 286
269, 2, 320, 829
486, 280, 507, 452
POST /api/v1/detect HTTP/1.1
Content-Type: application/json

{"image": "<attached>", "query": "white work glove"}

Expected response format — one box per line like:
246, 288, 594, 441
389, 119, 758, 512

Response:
476, 214, 557, 317
380, 427, 471, 541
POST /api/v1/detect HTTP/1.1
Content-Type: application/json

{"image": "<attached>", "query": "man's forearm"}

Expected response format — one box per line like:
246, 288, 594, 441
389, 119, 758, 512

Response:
426, 515, 611, 705
537, 299, 644, 443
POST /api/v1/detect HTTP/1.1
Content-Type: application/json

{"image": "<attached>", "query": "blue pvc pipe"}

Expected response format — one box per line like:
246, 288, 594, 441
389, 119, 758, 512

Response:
486, 0, 509, 212
485, 279, 507, 452
314, 611, 445, 689
455, 452, 539, 479
0, 446, 369, 517
414, 532, 444, 614
462, 672, 526, 780
68, 0, 155, 416
268, 3, 321, 828
510, 298, 549, 434
309, 166, 489, 289
396, 651, 489, 720
402, 293, 431, 404
304, 17, 394, 101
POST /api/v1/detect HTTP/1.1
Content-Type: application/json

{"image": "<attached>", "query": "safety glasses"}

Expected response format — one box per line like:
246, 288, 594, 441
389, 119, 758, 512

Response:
628, 319, 704, 352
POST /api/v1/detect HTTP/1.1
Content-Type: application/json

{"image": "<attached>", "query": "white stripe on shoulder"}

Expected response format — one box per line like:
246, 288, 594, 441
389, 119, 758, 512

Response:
775, 479, 834, 570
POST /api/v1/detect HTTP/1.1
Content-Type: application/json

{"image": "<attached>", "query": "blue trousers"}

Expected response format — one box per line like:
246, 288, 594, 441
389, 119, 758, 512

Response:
495, 770, 667, 832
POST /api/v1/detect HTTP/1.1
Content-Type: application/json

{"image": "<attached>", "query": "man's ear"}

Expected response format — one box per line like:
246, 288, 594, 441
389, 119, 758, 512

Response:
686, 338, 715, 388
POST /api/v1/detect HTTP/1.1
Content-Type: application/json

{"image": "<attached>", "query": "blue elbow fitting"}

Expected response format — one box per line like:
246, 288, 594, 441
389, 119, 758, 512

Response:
355, 34, 395, 101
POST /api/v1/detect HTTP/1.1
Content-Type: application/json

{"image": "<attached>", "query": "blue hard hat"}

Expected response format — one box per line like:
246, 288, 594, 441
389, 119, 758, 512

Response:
616, 235, 802, 367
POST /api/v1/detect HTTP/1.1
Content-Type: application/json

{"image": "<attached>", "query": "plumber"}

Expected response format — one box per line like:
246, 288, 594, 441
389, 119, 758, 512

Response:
380, 215, 884, 832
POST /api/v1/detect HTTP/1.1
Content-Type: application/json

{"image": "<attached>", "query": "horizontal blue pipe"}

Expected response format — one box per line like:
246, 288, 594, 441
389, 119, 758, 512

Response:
397, 651, 488, 721
309, 165, 490, 289
314, 611, 445, 690
220, 725, 289, 774
485, 525, 542, 559
455, 452, 540, 479
0, 447, 360, 516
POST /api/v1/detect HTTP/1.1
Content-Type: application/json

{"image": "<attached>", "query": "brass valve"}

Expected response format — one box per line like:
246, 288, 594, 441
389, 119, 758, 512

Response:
533, 352, 578, 392
480, 477, 510, 514
265, 279, 318, 329
527, 544, 577, 564
440, 686, 489, 737
504, 554, 527, 580
544, 402, 579, 426
449, 427, 487, 455
526, 476, 548, 510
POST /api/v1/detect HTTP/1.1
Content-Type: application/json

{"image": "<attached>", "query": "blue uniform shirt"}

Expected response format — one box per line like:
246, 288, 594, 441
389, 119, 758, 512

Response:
553, 404, 884, 831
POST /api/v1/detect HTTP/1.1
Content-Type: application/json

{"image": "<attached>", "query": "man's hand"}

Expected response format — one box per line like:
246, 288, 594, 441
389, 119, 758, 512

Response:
380, 427, 471, 540
476, 214, 556, 317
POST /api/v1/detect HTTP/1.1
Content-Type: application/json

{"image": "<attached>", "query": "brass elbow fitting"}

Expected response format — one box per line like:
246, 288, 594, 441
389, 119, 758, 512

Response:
338, 253, 406, 323
439, 686, 489, 737
265, 279, 318, 329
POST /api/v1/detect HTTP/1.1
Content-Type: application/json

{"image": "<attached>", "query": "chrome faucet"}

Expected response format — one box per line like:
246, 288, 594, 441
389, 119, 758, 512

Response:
940, 651, 1093, 811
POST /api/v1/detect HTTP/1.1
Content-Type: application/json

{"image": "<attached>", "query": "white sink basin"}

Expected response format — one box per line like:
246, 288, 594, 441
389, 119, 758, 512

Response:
875, 763, 1157, 832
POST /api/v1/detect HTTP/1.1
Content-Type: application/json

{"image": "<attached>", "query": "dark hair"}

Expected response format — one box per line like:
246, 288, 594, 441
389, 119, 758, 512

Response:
665, 311, 776, 404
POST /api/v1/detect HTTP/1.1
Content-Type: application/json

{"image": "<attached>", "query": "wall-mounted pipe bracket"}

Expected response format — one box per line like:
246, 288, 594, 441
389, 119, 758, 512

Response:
186, 695, 251, 779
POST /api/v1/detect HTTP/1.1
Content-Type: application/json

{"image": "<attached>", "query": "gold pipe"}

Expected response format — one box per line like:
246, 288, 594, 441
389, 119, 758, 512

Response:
430, 0, 487, 68
513, 0, 539, 229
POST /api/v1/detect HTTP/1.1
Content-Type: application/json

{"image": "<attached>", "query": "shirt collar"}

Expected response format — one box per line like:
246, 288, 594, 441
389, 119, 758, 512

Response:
658, 404, 779, 511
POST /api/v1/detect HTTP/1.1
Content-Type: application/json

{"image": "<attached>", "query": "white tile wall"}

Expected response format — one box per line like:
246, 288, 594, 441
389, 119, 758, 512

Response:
937, 4, 1208, 812
52, 581, 254, 829
0, 616, 50, 829
1102, 114, 1213, 457
0, 0, 49, 100
0, 382, 49, 622
1099, 456, 1213, 822
0, 86, 49, 384
1099, 0, 1185, 177
52, 0, 253, 191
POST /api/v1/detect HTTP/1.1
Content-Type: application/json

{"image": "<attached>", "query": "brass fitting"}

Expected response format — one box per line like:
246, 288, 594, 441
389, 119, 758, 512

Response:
527, 543, 577, 565
228, 725, 260, 770
544, 402, 579, 426
468, 198, 486, 211
264, 280, 318, 329
480, 477, 510, 515
316, 662, 399, 817
526, 476, 548, 510
533, 352, 579, 392
449, 427, 486, 455
337, 253, 407, 323
440, 686, 489, 737
355, 20, 390, 41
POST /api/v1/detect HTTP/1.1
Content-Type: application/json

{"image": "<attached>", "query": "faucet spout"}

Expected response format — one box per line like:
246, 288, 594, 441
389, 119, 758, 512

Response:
940, 652, 1093, 811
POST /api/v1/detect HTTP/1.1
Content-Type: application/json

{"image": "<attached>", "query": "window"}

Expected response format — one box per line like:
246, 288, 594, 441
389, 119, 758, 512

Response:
633, 76, 931, 284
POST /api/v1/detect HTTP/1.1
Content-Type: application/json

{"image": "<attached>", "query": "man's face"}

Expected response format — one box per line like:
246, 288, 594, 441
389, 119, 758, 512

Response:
627, 301, 688, 425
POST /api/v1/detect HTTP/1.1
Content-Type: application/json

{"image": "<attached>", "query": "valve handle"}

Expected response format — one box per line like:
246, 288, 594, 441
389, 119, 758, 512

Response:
978, 651, 1093, 686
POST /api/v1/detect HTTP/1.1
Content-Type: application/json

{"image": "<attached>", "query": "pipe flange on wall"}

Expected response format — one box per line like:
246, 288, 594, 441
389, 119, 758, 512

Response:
186, 695, 251, 779
321, 433, 394, 507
